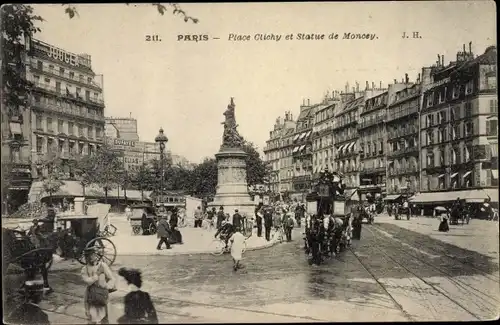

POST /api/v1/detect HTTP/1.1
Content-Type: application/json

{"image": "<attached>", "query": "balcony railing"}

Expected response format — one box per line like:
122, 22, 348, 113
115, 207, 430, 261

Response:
388, 146, 419, 157
358, 115, 386, 129
387, 126, 417, 139
33, 99, 103, 122
386, 106, 418, 122
334, 132, 358, 143
388, 166, 418, 176
33, 83, 105, 106
30, 63, 103, 90
361, 166, 386, 174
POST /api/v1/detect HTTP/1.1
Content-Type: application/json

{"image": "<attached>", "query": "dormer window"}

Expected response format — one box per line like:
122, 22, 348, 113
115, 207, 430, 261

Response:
427, 92, 434, 108
452, 85, 459, 99
465, 80, 473, 95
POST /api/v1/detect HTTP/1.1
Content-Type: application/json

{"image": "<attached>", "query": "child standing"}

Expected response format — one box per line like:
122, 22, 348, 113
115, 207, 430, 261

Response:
229, 230, 246, 271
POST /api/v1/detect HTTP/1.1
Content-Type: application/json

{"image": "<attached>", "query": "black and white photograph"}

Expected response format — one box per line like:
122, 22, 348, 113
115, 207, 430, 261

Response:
1, 2, 498, 323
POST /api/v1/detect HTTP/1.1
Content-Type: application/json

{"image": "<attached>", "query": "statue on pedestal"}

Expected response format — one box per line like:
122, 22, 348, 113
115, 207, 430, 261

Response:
221, 97, 243, 148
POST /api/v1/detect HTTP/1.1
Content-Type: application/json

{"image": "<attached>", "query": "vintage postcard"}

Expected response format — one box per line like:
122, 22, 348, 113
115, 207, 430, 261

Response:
1, 2, 498, 323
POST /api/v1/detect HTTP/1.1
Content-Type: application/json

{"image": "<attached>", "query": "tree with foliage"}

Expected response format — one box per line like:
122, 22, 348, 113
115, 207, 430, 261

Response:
39, 151, 64, 205
85, 145, 123, 203
129, 163, 153, 201
70, 154, 94, 197
189, 158, 218, 197
241, 140, 271, 186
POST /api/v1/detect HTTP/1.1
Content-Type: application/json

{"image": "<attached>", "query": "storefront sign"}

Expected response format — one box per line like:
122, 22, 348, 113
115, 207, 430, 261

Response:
34, 40, 92, 69
114, 139, 136, 147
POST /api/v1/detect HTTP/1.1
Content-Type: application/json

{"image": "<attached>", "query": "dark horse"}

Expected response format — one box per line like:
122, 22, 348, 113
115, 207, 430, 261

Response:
2, 227, 61, 292
304, 214, 329, 265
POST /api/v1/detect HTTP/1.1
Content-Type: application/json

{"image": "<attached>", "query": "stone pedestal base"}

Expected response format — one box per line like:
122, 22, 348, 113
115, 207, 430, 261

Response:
208, 147, 255, 217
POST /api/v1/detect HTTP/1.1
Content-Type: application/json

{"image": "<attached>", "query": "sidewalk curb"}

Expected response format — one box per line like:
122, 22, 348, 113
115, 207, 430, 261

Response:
116, 238, 278, 256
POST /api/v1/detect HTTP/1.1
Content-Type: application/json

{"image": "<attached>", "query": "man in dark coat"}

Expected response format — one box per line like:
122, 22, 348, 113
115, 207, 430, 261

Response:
352, 205, 363, 240
255, 203, 263, 237
156, 216, 172, 250
263, 207, 273, 241
216, 206, 225, 230
232, 209, 243, 232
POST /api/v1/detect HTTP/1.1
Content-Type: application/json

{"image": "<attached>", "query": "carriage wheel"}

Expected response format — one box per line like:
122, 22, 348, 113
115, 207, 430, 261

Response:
78, 237, 117, 266
132, 226, 141, 235
148, 223, 157, 235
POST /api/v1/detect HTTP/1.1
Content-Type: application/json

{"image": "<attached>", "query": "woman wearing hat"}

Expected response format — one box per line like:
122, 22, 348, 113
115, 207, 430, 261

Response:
81, 247, 116, 324
117, 268, 158, 324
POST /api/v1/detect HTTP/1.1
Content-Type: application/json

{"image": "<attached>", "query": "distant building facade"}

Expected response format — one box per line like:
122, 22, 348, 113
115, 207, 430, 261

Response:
292, 101, 316, 196
105, 117, 140, 141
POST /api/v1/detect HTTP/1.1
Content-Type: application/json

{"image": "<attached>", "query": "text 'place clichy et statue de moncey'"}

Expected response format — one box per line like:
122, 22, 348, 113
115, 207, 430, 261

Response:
208, 98, 255, 216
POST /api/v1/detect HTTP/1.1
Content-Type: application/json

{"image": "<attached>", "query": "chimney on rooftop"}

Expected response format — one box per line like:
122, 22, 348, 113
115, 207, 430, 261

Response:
394, 79, 397, 84
307, 99, 310, 106
417, 73, 421, 83
352, 87, 355, 93
463, 44, 466, 53
379, 81, 382, 89
442, 55, 444, 67
437, 54, 441, 66
405, 73, 409, 84
469, 41, 472, 54
372, 82, 375, 89
365, 81, 369, 90
356, 82, 359, 92
302, 99, 305, 106
345, 82, 349, 94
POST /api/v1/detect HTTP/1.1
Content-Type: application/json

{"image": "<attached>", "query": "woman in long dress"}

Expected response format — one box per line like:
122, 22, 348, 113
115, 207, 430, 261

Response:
438, 209, 450, 232
229, 230, 246, 271
81, 247, 116, 324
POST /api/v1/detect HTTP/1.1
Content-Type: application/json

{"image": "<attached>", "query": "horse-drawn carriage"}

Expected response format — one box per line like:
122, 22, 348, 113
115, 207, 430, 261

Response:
303, 170, 352, 266
3, 204, 117, 281
129, 204, 158, 235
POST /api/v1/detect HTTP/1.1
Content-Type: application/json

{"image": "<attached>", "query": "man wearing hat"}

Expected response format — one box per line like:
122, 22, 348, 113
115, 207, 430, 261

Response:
6, 279, 50, 324
232, 209, 243, 232
216, 206, 225, 230
156, 215, 172, 250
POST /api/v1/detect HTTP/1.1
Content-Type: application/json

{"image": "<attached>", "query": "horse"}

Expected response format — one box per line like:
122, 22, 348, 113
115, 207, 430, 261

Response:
304, 214, 328, 265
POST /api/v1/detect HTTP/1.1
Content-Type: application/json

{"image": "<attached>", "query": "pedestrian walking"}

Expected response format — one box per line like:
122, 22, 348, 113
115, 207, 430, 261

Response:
117, 268, 158, 324
232, 209, 243, 232
6, 279, 50, 325
229, 229, 246, 271
156, 215, 172, 250
255, 203, 263, 237
206, 207, 216, 230
194, 206, 203, 228
216, 206, 225, 230
263, 207, 273, 241
352, 209, 362, 240
81, 247, 116, 324
284, 212, 294, 242
169, 209, 183, 244
125, 205, 132, 221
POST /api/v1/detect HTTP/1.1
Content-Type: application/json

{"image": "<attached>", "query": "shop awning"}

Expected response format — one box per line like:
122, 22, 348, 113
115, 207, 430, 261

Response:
305, 131, 312, 138
292, 146, 299, 153
438, 174, 445, 178
492, 170, 498, 179
347, 142, 355, 151
299, 145, 306, 151
338, 144, 346, 152
384, 194, 401, 201
450, 172, 458, 178
299, 133, 307, 140
463, 171, 472, 178
410, 189, 498, 203
293, 134, 300, 141
491, 145, 498, 157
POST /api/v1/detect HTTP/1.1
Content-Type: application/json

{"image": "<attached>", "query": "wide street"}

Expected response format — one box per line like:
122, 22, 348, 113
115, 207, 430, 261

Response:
6, 215, 499, 323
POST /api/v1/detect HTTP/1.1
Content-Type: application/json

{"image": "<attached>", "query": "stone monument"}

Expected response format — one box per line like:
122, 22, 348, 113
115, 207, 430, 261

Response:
209, 98, 255, 216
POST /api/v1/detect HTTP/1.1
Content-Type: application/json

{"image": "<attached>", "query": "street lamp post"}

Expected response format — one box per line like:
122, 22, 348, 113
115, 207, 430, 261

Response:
155, 128, 168, 204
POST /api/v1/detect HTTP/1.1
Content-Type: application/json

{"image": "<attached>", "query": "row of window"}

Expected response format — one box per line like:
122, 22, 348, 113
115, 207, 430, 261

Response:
425, 121, 476, 145
35, 115, 102, 139
35, 136, 100, 156
33, 74, 101, 101
34, 59, 98, 88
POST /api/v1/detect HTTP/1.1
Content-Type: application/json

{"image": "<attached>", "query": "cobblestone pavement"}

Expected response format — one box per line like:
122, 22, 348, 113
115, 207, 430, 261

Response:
4, 223, 499, 323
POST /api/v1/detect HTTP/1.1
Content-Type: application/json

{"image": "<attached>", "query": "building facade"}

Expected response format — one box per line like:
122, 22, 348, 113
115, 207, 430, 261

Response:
263, 112, 296, 194
386, 80, 421, 199
292, 101, 316, 196
334, 89, 363, 200
279, 127, 296, 193
27, 39, 106, 179
419, 45, 497, 198
312, 94, 340, 179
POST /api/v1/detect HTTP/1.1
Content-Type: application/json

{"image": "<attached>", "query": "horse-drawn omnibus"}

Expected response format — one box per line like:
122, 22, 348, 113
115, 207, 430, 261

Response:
304, 170, 352, 266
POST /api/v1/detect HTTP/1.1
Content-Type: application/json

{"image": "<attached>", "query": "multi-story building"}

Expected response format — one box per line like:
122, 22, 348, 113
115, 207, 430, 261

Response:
312, 93, 340, 179
386, 78, 421, 200
263, 112, 296, 194
333, 84, 366, 200
358, 84, 398, 201
291, 100, 316, 198
27, 38, 106, 180
279, 127, 296, 193
105, 116, 140, 141
417, 45, 497, 202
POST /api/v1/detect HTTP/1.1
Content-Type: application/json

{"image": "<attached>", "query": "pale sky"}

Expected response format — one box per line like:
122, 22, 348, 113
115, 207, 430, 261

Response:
30, 2, 496, 163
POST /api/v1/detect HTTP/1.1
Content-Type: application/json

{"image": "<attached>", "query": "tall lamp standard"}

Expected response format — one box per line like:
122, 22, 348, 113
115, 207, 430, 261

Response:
155, 128, 168, 204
